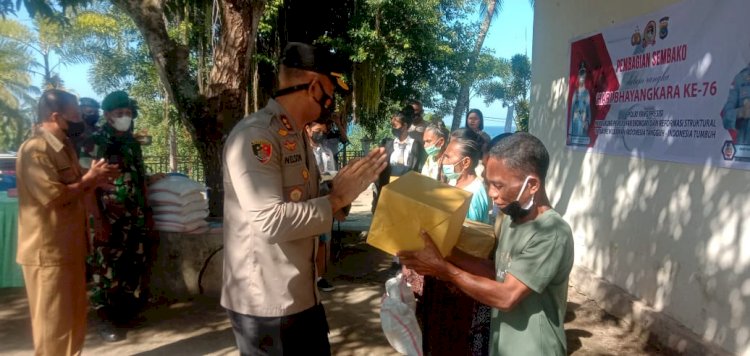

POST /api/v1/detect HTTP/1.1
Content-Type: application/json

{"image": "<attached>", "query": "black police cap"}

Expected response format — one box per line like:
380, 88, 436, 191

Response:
280, 42, 349, 92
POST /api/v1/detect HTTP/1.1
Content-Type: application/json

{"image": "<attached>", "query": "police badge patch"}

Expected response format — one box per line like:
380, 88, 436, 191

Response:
251, 140, 272, 164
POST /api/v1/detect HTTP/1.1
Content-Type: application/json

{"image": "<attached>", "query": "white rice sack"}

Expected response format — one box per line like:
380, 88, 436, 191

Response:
154, 200, 208, 214
154, 219, 208, 233
152, 200, 209, 215
148, 191, 205, 207
154, 210, 209, 225
149, 175, 205, 197
184, 224, 210, 234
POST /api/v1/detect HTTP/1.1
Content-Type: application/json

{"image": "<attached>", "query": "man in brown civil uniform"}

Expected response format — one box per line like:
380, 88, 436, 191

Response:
16, 89, 118, 356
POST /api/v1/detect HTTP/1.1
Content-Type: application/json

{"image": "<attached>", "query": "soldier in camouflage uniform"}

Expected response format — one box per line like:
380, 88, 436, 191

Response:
80, 90, 154, 342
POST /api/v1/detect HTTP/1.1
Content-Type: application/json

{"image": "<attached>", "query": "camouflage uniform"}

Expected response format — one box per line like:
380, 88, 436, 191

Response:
80, 125, 152, 321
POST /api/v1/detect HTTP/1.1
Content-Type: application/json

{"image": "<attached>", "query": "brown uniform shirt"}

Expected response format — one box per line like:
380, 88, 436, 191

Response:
16, 128, 87, 266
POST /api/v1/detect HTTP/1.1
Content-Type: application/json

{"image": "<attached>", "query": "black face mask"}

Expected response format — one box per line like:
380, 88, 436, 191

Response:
499, 176, 534, 222
82, 113, 99, 127
64, 119, 86, 138
313, 82, 334, 124
391, 127, 403, 138
311, 131, 325, 143
273, 81, 335, 124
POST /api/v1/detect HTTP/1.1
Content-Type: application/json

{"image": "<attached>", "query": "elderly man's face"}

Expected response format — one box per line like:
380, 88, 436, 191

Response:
485, 157, 532, 209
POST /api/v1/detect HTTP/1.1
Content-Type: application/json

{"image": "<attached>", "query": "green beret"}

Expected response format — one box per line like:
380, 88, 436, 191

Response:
102, 91, 131, 112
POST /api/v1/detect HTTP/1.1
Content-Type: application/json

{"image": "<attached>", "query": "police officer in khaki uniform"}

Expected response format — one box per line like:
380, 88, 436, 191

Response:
16, 89, 118, 356
222, 42, 387, 355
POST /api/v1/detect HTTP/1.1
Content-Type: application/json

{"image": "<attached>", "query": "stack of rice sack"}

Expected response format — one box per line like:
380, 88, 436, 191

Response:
147, 175, 210, 234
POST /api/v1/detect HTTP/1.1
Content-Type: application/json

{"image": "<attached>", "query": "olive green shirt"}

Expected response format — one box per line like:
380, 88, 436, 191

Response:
490, 209, 574, 356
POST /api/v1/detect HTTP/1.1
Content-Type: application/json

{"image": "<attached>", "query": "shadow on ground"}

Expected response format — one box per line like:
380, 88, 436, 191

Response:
1, 232, 678, 355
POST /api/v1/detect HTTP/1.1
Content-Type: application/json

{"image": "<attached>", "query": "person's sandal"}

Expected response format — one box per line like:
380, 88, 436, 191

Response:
317, 278, 335, 292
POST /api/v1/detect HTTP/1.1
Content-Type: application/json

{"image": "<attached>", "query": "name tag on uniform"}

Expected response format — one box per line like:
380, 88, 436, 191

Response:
284, 154, 302, 165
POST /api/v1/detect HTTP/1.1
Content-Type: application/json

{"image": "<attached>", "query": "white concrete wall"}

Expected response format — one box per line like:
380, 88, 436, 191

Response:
531, 1, 750, 354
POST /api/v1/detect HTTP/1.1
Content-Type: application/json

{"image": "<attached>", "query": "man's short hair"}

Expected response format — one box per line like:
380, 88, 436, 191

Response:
489, 132, 550, 182
279, 65, 315, 85
37, 89, 78, 124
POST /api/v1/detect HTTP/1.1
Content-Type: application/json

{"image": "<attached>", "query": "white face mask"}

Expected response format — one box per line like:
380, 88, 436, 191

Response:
112, 116, 132, 132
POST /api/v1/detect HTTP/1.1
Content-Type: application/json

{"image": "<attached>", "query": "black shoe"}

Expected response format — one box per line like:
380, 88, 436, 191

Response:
317, 278, 335, 292
98, 321, 125, 343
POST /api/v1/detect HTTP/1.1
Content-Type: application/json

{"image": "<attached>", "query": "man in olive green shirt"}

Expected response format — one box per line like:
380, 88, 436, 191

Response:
399, 132, 574, 355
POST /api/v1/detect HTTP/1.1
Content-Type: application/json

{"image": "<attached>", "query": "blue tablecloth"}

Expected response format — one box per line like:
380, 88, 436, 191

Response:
0, 191, 23, 287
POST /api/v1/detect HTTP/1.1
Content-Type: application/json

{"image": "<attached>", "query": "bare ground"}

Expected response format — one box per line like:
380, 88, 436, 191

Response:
1, 232, 674, 355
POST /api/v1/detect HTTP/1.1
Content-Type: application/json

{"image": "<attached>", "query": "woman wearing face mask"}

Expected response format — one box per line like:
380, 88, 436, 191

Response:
402, 122, 448, 305
410, 129, 492, 356
78, 90, 156, 342
371, 105, 426, 213
420, 122, 449, 180
442, 128, 490, 223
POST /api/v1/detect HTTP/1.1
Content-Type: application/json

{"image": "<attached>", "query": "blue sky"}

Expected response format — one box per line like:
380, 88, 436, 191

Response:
18, 2, 534, 129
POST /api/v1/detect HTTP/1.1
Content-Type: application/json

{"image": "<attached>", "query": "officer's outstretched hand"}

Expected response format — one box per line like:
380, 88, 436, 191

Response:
329, 147, 387, 213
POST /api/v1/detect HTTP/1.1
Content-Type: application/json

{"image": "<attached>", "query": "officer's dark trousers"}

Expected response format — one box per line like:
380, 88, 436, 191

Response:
227, 303, 331, 356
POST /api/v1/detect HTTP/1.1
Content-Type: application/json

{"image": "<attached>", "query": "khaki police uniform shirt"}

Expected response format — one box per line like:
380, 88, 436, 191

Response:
16, 128, 87, 266
221, 99, 333, 317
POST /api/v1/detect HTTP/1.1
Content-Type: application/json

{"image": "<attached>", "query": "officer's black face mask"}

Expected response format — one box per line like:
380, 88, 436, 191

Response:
272, 81, 335, 124
313, 82, 334, 124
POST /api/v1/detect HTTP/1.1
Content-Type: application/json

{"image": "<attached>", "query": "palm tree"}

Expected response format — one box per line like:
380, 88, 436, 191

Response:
0, 19, 41, 151
450, 0, 532, 131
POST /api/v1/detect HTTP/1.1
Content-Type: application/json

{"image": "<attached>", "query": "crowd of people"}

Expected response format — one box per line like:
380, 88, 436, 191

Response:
15, 41, 574, 356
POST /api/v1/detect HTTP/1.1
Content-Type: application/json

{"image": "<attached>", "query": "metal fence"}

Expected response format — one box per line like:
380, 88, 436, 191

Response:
337, 148, 366, 166
143, 148, 365, 184
143, 155, 205, 183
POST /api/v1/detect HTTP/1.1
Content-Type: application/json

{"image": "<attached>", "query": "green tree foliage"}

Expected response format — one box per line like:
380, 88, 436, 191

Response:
0, 19, 40, 151
477, 53, 531, 132
50, 5, 200, 163
5, 0, 529, 212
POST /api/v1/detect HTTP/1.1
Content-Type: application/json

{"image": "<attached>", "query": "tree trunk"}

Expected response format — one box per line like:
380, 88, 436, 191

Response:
451, 0, 497, 130
113, 0, 266, 217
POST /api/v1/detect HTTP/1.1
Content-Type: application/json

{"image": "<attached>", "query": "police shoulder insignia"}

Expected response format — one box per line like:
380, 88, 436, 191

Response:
278, 128, 288, 137
280, 115, 294, 131
251, 139, 273, 164
302, 168, 310, 181
283, 140, 297, 151
289, 187, 304, 202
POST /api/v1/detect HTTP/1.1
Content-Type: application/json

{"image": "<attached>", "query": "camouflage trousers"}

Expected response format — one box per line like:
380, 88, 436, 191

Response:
86, 217, 153, 323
